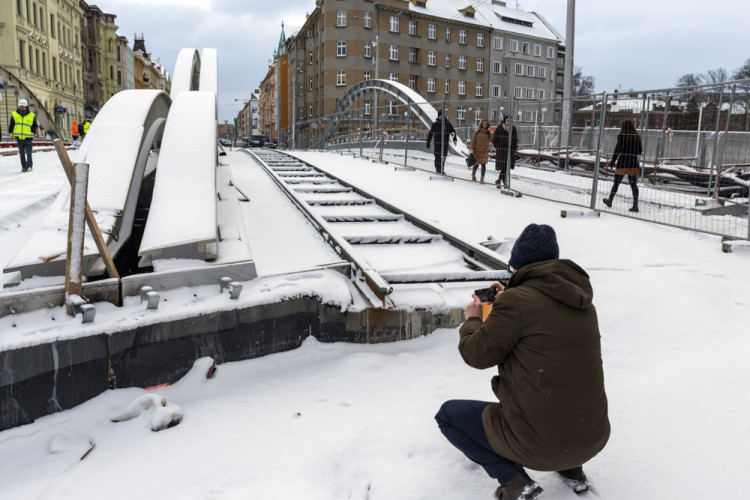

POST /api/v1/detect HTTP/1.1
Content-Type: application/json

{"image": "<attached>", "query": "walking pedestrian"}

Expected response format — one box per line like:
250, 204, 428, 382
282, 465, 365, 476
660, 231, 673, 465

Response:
71, 119, 79, 141
491, 115, 518, 188
426, 110, 457, 174
603, 119, 643, 212
435, 223, 610, 500
469, 119, 492, 183
8, 99, 38, 172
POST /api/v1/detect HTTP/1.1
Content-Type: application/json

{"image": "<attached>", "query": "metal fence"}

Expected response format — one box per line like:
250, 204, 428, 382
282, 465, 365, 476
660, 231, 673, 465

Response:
310, 80, 750, 241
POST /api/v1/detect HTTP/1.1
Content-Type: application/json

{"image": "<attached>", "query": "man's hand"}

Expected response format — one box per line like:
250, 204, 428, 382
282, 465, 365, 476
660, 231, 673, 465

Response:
464, 295, 483, 321
425, 142, 430, 149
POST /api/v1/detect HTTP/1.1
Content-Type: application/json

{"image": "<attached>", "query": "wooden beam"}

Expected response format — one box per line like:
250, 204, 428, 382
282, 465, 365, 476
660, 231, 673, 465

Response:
65, 163, 88, 316
53, 139, 121, 282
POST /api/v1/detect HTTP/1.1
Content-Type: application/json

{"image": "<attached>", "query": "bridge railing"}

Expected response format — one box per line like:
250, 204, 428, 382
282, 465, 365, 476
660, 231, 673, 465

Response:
313, 81, 750, 241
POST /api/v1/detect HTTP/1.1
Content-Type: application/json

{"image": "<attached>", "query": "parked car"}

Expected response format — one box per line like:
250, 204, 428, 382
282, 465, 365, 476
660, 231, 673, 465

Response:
249, 135, 265, 147
219, 139, 231, 147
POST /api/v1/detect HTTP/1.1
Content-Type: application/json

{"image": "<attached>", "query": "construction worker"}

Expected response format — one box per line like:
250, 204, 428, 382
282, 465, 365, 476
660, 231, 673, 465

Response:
72, 119, 79, 141
8, 99, 38, 172
83, 120, 91, 135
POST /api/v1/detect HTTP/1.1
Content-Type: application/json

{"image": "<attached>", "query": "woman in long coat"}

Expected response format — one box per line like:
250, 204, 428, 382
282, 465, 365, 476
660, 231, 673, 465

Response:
492, 115, 518, 188
603, 119, 643, 212
469, 119, 492, 183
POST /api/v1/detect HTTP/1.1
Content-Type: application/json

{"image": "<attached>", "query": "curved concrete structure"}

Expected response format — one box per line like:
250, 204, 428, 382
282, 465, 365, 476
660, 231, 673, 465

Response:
170, 48, 201, 98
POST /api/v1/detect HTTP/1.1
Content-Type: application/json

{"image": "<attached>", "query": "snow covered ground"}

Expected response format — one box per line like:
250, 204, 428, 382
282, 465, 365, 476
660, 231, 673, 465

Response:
1, 149, 750, 499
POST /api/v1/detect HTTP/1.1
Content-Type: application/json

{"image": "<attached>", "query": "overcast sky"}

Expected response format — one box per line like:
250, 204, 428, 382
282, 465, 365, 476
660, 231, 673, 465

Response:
105, 0, 750, 124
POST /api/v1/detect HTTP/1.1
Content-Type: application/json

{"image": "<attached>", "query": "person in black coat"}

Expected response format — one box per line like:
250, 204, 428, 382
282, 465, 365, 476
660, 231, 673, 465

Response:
603, 120, 643, 212
492, 115, 518, 188
426, 110, 457, 174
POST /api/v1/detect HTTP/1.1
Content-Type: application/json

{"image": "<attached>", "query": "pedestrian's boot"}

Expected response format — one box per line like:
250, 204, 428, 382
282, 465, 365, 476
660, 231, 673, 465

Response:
480, 176, 485, 184
629, 198, 639, 213
602, 195, 613, 208
495, 469, 543, 500
557, 466, 589, 494
472, 174, 477, 181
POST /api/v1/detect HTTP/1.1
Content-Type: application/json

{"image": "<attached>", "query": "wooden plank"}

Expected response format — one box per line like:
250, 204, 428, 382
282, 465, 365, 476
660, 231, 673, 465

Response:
65, 163, 88, 315
53, 139, 120, 282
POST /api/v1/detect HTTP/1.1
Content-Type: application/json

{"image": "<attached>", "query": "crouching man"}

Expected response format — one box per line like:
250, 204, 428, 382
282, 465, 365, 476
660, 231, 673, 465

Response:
435, 223, 610, 500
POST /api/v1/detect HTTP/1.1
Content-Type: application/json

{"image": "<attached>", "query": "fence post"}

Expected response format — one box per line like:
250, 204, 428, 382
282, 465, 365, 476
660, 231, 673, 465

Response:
708, 84, 725, 196
404, 105, 411, 167
715, 83, 736, 198
590, 93, 610, 209
440, 100, 446, 175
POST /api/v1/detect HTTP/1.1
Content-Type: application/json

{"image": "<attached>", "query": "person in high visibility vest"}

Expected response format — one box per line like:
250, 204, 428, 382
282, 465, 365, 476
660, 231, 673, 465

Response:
8, 99, 39, 172
83, 121, 91, 134
72, 120, 79, 141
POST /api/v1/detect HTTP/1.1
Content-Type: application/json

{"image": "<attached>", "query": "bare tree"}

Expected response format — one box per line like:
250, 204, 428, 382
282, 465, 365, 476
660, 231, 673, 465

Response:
732, 59, 750, 130
675, 73, 704, 88
703, 67, 729, 84
573, 66, 595, 97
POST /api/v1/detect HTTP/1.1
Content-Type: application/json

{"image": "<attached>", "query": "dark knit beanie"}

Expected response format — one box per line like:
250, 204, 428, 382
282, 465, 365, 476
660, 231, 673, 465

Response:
508, 224, 559, 270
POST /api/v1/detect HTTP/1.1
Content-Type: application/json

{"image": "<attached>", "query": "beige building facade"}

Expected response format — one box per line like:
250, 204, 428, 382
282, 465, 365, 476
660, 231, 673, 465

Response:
0, 0, 84, 139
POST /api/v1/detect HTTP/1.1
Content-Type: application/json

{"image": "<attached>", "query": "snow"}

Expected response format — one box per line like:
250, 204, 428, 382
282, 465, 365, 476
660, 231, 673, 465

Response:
1, 149, 750, 498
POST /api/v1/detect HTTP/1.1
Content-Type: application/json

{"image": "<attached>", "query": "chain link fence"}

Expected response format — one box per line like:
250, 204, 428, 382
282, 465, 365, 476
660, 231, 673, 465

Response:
312, 81, 750, 241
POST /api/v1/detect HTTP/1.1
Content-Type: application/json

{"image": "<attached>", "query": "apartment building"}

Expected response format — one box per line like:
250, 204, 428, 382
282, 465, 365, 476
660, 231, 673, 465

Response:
0, 0, 84, 139
278, 0, 563, 146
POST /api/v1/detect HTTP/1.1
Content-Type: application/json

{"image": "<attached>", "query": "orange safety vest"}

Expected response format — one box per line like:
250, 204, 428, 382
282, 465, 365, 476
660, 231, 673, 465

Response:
72, 120, 78, 136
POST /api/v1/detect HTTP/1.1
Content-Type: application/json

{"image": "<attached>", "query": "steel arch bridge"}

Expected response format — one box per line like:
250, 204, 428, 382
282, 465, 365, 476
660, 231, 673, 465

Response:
322, 79, 466, 154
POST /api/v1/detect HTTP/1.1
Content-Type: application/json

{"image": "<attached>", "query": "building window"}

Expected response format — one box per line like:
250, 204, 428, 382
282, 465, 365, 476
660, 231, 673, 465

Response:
389, 73, 398, 82
533, 44, 542, 56
509, 39, 518, 52
538, 89, 545, 99
309, 50, 313, 64
475, 82, 483, 97
409, 47, 418, 63
364, 41, 372, 58
388, 101, 398, 116
492, 61, 501, 74
527, 65, 535, 77
491, 109, 499, 121
445, 54, 450, 68
50, 14, 55, 37
547, 46, 554, 58
427, 51, 436, 66
538, 67, 546, 79
364, 70, 371, 80
457, 106, 466, 120
390, 16, 399, 32
337, 11, 346, 27
514, 87, 522, 98
526, 88, 534, 99
19, 41, 25, 69
309, 76, 313, 91
525, 111, 534, 122
477, 33, 484, 47
364, 99, 371, 115
458, 81, 465, 95
458, 56, 466, 70
427, 77, 435, 93
446, 27, 451, 42
515, 63, 523, 75
493, 36, 503, 50
522, 42, 530, 54
364, 12, 372, 28
445, 79, 450, 94
337, 41, 346, 57
428, 24, 436, 39
389, 45, 399, 60
492, 85, 501, 98
409, 75, 417, 89
336, 70, 346, 86
459, 30, 467, 44
476, 58, 484, 72
409, 20, 417, 36
309, 103, 313, 116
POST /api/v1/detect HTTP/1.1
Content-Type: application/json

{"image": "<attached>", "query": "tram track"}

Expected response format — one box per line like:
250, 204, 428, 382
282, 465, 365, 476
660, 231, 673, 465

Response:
243, 149, 511, 308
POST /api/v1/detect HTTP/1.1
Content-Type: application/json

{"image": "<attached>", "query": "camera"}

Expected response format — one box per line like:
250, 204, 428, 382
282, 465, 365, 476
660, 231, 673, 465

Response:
474, 287, 498, 303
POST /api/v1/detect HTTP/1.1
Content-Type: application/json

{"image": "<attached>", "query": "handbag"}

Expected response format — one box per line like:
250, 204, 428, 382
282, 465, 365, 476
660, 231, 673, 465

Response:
466, 153, 476, 168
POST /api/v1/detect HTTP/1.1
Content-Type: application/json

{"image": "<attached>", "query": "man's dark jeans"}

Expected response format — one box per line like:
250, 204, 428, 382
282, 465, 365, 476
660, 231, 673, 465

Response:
435, 399, 520, 484
17, 139, 33, 170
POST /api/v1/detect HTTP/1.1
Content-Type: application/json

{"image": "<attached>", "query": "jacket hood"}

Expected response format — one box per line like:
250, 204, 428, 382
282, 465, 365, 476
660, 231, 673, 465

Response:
508, 259, 593, 310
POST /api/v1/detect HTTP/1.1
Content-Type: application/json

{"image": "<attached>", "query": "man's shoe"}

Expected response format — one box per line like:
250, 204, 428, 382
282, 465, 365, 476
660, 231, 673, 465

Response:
602, 197, 612, 208
557, 467, 589, 494
495, 469, 543, 500
21, 168, 28, 172
472, 174, 477, 181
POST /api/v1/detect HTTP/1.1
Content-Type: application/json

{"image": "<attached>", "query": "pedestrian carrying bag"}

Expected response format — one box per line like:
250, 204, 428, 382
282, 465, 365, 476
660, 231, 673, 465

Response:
466, 153, 476, 168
